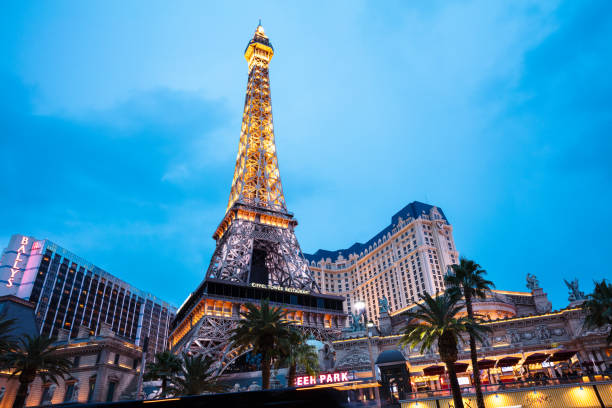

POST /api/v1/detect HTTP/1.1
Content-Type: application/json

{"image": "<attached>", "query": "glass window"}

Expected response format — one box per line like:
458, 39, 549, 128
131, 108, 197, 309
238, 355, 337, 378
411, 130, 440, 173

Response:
106, 381, 117, 402
64, 383, 75, 402
40, 385, 52, 405
88, 379, 96, 402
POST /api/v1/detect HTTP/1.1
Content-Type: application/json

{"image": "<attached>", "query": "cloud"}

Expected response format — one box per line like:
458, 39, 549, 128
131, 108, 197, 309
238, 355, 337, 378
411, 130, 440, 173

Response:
1, 0, 611, 309
0, 77, 231, 304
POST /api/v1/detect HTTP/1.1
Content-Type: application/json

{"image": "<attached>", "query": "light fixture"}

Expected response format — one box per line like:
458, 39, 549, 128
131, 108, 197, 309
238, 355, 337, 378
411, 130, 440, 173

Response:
367, 321, 374, 328
354, 301, 366, 313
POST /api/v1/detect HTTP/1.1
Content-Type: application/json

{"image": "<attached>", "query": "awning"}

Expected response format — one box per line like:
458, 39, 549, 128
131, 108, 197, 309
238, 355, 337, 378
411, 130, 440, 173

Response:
523, 353, 549, 365
477, 359, 496, 370
496, 357, 520, 368
423, 365, 445, 376
454, 363, 469, 373
549, 350, 577, 362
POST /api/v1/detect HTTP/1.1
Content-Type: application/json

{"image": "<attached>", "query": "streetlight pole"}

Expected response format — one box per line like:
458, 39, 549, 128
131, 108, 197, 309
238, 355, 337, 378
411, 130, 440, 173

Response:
354, 301, 381, 408
137, 336, 149, 400
367, 322, 381, 408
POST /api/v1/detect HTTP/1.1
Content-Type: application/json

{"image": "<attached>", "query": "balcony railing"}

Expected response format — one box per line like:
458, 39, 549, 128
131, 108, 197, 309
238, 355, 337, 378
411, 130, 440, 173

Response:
400, 375, 612, 401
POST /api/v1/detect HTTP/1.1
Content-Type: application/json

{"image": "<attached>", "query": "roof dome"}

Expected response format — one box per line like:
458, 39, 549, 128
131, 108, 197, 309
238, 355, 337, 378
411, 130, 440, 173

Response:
376, 349, 406, 365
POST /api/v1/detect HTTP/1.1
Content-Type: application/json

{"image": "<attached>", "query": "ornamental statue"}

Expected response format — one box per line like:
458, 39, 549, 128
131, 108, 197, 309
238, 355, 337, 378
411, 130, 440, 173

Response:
350, 311, 365, 332
526, 273, 540, 291
564, 278, 586, 302
379, 296, 389, 314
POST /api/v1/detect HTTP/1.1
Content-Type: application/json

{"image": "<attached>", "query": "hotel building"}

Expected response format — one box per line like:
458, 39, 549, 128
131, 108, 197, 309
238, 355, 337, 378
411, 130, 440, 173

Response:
304, 201, 459, 323
0, 234, 176, 356
332, 283, 612, 405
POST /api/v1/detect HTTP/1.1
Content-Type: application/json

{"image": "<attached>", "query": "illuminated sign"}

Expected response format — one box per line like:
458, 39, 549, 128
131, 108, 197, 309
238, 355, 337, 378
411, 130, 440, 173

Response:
250, 282, 309, 295
7, 236, 29, 288
295, 371, 350, 387
457, 377, 470, 386
31, 241, 42, 252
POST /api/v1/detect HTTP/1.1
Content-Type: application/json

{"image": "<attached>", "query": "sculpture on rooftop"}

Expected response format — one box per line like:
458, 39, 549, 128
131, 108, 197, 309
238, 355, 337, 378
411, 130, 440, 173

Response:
379, 296, 389, 314
564, 278, 586, 302
526, 273, 540, 291
350, 311, 365, 332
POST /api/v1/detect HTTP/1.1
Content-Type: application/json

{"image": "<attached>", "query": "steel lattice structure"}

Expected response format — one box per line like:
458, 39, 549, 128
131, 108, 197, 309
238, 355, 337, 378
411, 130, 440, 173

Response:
206, 219, 318, 291
169, 25, 345, 372
226, 26, 285, 213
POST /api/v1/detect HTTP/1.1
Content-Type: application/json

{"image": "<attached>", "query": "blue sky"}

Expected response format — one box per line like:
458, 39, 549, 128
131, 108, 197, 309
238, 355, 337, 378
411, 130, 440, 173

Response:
1, 1, 610, 309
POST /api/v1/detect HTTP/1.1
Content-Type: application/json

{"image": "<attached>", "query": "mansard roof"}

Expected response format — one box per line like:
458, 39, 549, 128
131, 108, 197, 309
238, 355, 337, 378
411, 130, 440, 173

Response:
303, 201, 448, 263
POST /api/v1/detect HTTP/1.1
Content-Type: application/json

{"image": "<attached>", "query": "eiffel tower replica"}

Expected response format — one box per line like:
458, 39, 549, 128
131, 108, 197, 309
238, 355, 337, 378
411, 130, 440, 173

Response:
169, 24, 346, 372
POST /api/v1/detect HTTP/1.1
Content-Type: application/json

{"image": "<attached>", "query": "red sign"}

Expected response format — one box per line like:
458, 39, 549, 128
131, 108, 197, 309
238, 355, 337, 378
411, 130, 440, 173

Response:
295, 371, 349, 386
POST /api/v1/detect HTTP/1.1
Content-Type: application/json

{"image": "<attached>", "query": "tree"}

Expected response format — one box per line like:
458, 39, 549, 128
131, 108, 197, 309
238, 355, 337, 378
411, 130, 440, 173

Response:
230, 300, 290, 389
0, 313, 16, 356
583, 279, 612, 344
278, 329, 319, 387
144, 351, 183, 398
2, 335, 72, 408
445, 258, 495, 408
166, 353, 225, 396
399, 292, 490, 408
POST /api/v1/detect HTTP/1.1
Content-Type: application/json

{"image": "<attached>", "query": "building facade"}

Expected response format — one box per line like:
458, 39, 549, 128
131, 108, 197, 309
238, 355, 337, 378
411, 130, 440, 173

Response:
331, 281, 612, 404
0, 296, 144, 408
0, 234, 176, 356
304, 201, 459, 324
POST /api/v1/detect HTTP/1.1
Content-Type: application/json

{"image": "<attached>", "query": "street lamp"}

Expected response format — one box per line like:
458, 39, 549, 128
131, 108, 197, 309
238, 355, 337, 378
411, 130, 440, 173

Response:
354, 301, 381, 408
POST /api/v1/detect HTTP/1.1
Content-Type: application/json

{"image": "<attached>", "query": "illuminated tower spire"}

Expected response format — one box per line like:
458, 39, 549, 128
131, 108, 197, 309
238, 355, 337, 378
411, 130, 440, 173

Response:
205, 25, 317, 291
226, 24, 286, 213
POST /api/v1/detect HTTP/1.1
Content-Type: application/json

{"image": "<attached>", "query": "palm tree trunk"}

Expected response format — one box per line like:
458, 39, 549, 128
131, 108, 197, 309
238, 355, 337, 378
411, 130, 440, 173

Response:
464, 290, 485, 408
261, 353, 271, 390
12, 381, 29, 408
288, 363, 297, 387
161, 377, 167, 397
444, 362, 464, 408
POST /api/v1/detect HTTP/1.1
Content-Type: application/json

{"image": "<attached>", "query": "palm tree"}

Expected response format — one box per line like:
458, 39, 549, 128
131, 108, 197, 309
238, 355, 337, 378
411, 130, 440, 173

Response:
445, 258, 494, 408
278, 329, 319, 387
144, 351, 183, 398
166, 353, 225, 396
230, 300, 289, 389
399, 292, 490, 408
0, 313, 16, 356
2, 335, 72, 408
583, 279, 612, 344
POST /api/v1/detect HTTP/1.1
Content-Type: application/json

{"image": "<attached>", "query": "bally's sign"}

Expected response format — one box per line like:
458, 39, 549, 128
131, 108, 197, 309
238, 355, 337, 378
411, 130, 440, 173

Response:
6, 236, 31, 288
295, 371, 350, 387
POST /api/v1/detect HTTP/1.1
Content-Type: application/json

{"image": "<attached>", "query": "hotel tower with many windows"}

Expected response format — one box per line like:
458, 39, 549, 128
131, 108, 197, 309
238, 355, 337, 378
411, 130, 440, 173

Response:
0, 234, 176, 356
304, 201, 459, 324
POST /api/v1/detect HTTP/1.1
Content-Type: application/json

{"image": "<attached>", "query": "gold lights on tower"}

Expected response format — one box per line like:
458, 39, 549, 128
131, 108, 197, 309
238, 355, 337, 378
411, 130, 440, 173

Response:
226, 24, 287, 213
